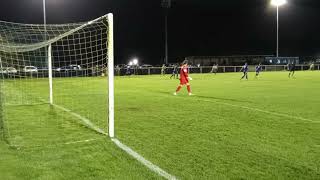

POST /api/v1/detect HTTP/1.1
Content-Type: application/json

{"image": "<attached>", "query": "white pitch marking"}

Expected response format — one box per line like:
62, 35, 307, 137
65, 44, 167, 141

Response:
52, 104, 177, 179
168, 92, 318, 123
63, 138, 99, 145
112, 138, 177, 180
196, 98, 319, 124
52, 104, 108, 135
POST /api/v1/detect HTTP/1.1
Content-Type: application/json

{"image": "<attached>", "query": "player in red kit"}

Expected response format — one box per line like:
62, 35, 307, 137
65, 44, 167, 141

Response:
174, 60, 192, 96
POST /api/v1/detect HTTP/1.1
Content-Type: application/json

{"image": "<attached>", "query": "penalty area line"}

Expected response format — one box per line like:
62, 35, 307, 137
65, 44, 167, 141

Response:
112, 138, 177, 180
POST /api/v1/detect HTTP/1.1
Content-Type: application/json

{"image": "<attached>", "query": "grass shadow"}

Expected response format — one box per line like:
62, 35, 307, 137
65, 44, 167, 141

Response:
195, 95, 252, 103
152, 90, 252, 103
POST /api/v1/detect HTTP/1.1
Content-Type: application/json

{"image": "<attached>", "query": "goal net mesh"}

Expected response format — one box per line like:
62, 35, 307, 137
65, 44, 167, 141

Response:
0, 15, 110, 148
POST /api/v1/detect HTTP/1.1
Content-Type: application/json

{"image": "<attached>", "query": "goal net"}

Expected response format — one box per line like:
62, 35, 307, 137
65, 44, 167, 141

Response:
0, 14, 114, 148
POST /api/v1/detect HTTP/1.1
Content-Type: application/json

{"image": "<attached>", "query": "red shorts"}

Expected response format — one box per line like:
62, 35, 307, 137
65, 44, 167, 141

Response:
180, 77, 189, 85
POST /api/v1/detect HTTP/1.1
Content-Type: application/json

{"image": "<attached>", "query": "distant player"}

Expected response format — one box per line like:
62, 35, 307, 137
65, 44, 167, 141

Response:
170, 64, 179, 79
161, 64, 166, 76
174, 60, 192, 96
288, 62, 296, 78
309, 62, 315, 71
125, 66, 131, 76
175, 64, 179, 79
255, 63, 262, 78
210, 64, 218, 75
240, 63, 249, 80
115, 65, 121, 76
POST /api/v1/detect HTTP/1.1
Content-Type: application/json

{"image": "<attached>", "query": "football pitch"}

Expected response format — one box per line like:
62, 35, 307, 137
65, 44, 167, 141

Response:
0, 71, 320, 179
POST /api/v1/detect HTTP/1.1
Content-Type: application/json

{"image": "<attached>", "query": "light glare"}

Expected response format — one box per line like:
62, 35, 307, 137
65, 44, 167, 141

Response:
271, 0, 287, 7
133, 59, 138, 65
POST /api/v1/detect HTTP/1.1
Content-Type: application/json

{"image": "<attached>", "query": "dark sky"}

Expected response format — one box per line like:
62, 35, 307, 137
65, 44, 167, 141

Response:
1, 0, 320, 64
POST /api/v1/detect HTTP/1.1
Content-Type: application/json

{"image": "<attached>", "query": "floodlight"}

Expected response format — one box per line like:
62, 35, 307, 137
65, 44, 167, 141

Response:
271, 0, 287, 7
133, 59, 138, 65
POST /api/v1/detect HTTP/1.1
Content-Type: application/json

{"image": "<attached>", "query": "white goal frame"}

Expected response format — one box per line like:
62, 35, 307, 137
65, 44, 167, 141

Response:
44, 13, 114, 138
107, 13, 115, 138
1, 14, 178, 179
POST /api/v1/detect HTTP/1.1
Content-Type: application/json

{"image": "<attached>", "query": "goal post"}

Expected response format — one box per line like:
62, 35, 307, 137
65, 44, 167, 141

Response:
0, 57, 5, 141
107, 13, 115, 138
0, 14, 115, 147
48, 44, 53, 105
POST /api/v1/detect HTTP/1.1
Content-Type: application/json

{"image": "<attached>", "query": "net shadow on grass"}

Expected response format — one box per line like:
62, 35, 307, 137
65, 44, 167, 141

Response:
5, 103, 107, 149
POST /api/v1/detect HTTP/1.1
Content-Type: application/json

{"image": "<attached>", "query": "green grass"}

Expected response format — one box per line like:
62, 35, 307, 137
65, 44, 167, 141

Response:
1, 71, 320, 179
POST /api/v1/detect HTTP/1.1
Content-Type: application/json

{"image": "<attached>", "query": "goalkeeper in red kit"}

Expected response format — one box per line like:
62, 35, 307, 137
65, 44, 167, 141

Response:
174, 60, 192, 96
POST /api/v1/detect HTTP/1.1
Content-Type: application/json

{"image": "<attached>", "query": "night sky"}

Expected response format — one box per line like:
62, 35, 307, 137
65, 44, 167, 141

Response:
1, 0, 320, 65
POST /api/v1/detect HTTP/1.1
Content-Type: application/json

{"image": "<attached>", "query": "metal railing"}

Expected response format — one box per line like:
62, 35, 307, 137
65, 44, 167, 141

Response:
1, 65, 319, 78
115, 65, 320, 76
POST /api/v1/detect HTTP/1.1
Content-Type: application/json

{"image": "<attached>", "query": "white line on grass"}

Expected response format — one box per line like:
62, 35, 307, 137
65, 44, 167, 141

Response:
112, 138, 177, 180
63, 138, 99, 145
52, 104, 108, 135
53, 103, 177, 180
195, 98, 319, 124
163, 93, 318, 123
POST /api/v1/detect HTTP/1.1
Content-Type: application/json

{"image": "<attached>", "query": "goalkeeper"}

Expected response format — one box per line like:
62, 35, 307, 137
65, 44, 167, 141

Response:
174, 60, 192, 96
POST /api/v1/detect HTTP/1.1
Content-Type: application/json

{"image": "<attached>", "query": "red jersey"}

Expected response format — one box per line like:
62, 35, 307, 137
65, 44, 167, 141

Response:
180, 65, 189, 85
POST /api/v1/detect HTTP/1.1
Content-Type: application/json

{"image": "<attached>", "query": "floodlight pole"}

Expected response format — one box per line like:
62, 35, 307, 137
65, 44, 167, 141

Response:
271, 0, 287, 57
165, 14, 168, 64
43, 0, 47, 42
162, 0, 171, 64
43, 0, 47, 30
276, 6, 279, 57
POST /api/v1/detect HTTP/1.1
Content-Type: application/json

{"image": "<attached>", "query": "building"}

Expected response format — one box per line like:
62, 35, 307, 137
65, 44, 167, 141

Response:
185, 55, 273, 66
265, 57, 299, 65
